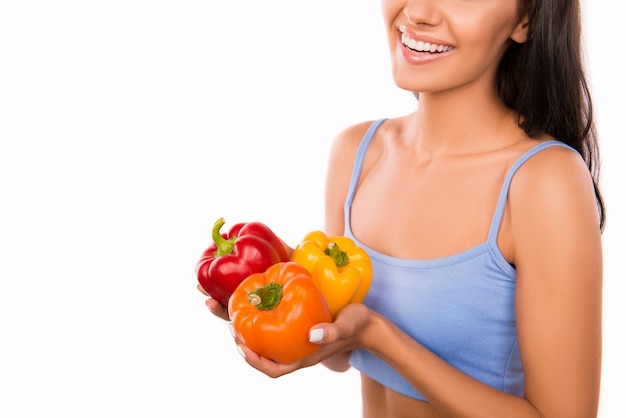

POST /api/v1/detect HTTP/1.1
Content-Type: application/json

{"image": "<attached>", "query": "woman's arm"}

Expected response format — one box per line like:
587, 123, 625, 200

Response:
512, 146, 603, 416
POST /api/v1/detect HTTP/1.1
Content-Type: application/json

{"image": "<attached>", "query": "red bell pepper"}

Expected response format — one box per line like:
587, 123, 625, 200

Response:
196, 217, 290, 307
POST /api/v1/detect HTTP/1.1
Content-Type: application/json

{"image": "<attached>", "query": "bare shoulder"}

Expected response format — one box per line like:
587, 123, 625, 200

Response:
327, 116, 407, 174
507, 141, 601, 267
324, 119, 380, 235
326, 118, 389, 194
509, 143, 597, 211
327, 120, 379, 164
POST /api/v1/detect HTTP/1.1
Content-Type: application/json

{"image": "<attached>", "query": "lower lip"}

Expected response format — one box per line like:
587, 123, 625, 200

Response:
399, 42, 453, 65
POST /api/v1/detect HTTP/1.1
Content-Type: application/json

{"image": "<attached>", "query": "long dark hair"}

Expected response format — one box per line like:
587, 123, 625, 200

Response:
497, 0, 606, 230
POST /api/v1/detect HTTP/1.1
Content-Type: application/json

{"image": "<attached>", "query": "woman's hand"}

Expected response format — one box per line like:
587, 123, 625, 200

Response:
236, 303, 376, 378
199, 274, 377, 378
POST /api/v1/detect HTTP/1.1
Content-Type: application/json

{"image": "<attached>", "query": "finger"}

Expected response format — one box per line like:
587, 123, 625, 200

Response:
308, 325, 331, 344
206, 297, 230, 321
227, 322, 243, 344
332, 303, 370, 339
197, 283, 208, 296
236, 345, 295, 378
308, 304, 370, 344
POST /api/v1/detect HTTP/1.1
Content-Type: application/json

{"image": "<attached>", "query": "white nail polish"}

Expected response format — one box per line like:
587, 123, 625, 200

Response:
309, 328, 324, 343
228, 322, 236, 338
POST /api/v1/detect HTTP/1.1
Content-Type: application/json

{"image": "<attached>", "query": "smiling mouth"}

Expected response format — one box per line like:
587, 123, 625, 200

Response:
401, 33, 452, 53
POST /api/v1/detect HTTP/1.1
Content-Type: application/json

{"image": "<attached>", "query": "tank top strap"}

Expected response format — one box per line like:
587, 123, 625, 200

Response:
344, 119, 388, 222
487, 140, 576, 245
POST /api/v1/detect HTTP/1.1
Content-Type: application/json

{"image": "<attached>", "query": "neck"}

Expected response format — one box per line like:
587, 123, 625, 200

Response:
406, 85, 522, 157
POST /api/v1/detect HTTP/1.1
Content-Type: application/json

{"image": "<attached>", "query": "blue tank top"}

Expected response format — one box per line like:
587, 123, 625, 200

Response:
347, 118, 574, 401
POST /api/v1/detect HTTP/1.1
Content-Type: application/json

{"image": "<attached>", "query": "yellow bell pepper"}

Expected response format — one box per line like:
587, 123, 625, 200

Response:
290, 230, 372, 318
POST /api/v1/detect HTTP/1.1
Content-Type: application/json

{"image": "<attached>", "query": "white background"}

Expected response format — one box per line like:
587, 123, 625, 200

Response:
0, 1, 622, 417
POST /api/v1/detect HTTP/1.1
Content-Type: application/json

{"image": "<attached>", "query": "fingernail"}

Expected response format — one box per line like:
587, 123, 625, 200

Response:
228, 322, 235, 338
309, 328, 324, 343
236, 345, 246, 359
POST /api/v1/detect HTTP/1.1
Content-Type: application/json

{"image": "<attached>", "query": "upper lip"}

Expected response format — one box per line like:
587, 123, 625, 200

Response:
398, 25, 454, 52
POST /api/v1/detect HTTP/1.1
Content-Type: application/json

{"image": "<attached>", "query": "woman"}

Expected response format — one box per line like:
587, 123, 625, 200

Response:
204, 0, 604, 416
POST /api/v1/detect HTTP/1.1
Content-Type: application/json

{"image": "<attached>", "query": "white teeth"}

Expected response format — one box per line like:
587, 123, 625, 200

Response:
401, 33, 451, 53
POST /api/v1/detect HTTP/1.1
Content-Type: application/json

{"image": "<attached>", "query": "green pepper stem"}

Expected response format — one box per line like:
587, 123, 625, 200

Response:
212, 217, 236, 257
324, 242, 349, 267
247, 282, 283, 310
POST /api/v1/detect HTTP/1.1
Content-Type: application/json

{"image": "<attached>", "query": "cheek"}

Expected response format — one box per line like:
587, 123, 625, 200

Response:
450, 12, 518, 60
453, 6, 520, 47
381, 0, 402, 28
381, 0, 402, 55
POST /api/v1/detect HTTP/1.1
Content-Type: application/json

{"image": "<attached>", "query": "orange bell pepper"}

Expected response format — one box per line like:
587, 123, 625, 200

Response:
228, 262, 332, 364
290, 231, 372, 318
